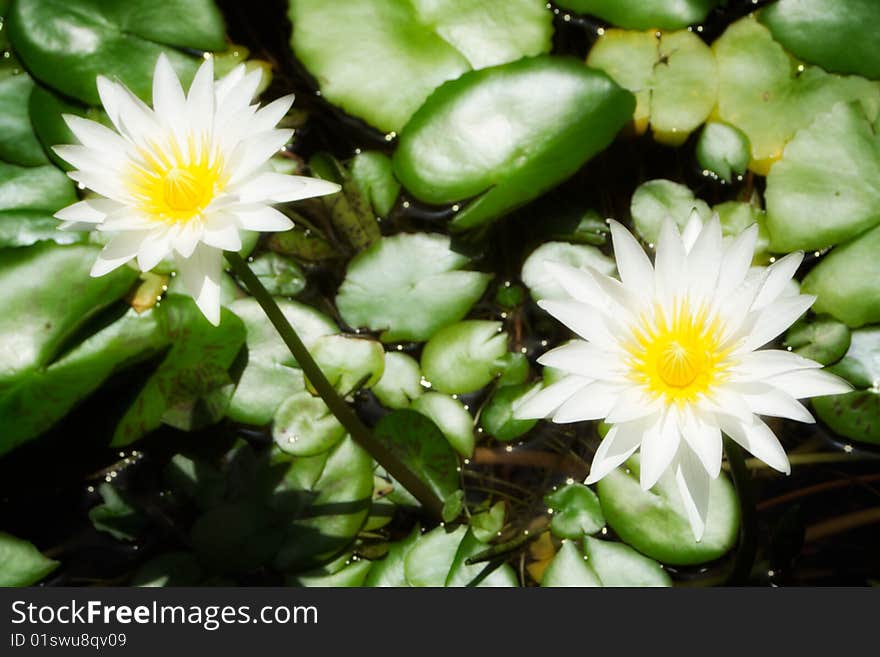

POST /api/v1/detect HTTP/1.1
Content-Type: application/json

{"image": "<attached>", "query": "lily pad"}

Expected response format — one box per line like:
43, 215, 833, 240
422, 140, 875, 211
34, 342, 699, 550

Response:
556, 0, 721, 30
0, 160, 80, 248
350, 151, 401, 217
288, 0, 553, 133
294, 556, 373, 587
630, 179, 711, 243
596, 456, 740, 565
372, 352, 423, 409
696, 122, 751, 182
394, 56, 635, 229
760, 0, 880, 79
336, 233, 491, 342
7, 0, 225, 105
404, 525, 467, 587
410, 392, 474, 457
421, 320, 509, 394
586, 29, 717, 144
0, 532, 58, 586
521, 241, 615, 302
583, 536, 672, 587
471, 501, 506, 544
307, 334, 385, 395
248, 252, 306, 297
784, 316, 851, 366
541, 540, 600, 587
444, 529, 518, 587
802, 223, 880, 327
273, 392, 346, 457
480, 383, 539, 441
363, 525, 422, 587
712, 16, 880, 175
88, 483, 147, 542
0, 69, 47, 166
545, 483, 605, 539
765, 102, 880, 251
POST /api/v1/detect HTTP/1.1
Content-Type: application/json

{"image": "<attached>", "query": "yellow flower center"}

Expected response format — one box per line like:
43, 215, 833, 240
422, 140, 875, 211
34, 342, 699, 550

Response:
627, 299, 729, 404
126, 136, 226, 223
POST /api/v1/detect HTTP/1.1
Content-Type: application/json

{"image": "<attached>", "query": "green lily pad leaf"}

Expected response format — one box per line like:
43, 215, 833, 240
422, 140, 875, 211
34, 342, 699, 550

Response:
7, 0, 226, 105
697, 122, 750, 182
227, 297, 336, 425
27, 85, 88, 170
802, 223, 880, 327
497, 352, 530, 386
289, 0, 552, 133
307, 334, 385, 395
630, 179, 711, 243
248, 252, 306, 297
191, 501, 285, 575
404, 525, 467, 587
596, 456, 740, 565
0, 69, 47, 165
0, 309, 166, 455
556, 0, 721, 30
421, 320, 509, 394
541, 540, 600, 587
766, 102, 880, 251
0, 243, 137, 386
267, 221, 339, 263
471, 501, 506, 544
545, 483, 605, 539
394, 56, 634, 230
712, 201, 771, 259
826, 327, 880, 388
273, 392, 346, 457
480, 383, 539, 441
372, 352, 423, 409
760, 0, 880, 79
0, 532, 58, 586
713, 16, 880, 175
583, 536, 672, 587
784, 316, 851, 366
0, 160, 79, 248
292, 554, 372, 587
374, 409, 461, 506
310, 152, 380, 253
363, 524, 421, 587
442, 490, 465, 524
113, 296, 246, 446
587, 29, 716, 145
274, 437, 374, 571
521, 241, 615, 302
336, 233, 491, 343
131, 551, 202, 587
350, 151, 401, 217
88, 483, 148, 542
410, 392, 474, 457
445, 529, 518, 587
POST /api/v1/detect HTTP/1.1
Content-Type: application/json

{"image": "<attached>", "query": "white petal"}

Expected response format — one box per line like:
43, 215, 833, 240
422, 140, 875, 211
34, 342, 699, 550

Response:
705, 385, 755, 425
136, 229, 173, 271
97, 77, 160, 144
231, 205, 294, 232
152, 53, 187, 129
176, 244, 223, 326
537, 299, 619, 350
674, 444, 712, 541
54, 198, 119, 224
249, 94, 295, 133
681, 408, 722, 478
202, 216, 243, 251
513, 375, 591, 420
543, 261, 608, 308
90, 232, 146, 276
98, 211, 156, 232
63, 115, 130, 155
654, 219, 686, 303
752, 251, 803, 310
186, 57, 215, 132
232, 172, 340, 204
214, 64, 247, 104
729, 349, 822, 382
681, 209, 704, 252
719, 415, 790, 474
227, 130, 294, 183
537, 340, 624, 381
173, 220, 204, 259
739, 294, 815, 352
763, 368, 853, 399
639, 409, 681, 490
552, 381, 620, 423
609, 219, 654, 302
732, 382, 815, 423
586, 420, 646, 484
604, 387, 663, 424
717, 223, 758, 298
686, 214, 722, 303
66, 169, 130, 204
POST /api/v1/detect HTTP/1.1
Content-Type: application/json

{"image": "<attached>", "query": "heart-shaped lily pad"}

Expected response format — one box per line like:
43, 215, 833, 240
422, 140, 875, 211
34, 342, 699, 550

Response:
696, 122, 750, 182
410, 392, 474, 457
556, 0, 721, 30
521, 241, 615, 302
480, 383, 539, 441
630, 179, 711, 243
307, 334, 385, 395
0, 532, 58, 586
273, 392, 346, 457
0, 160, 80, 248
421, 320, 509, 394
393, 56, 635, 229
545, 483, 605, 539
350, 151, 401, 218
336, 233, 491, 343
288, 0, 552, 133
784, 316, 851, 366
372, 352, 423, 409
0, 68, 48, 166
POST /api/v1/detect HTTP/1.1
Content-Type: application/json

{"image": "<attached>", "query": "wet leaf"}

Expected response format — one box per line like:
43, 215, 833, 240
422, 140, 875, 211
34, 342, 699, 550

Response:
583, 536, 672, 587
556, 0, 721, 30
760, 0, 880, 79
0, 532, 58, 586
336, 233, 491, 342
267, 224, 339, 262
372, 352, 423, 409
288, 0, 552, 133
350, 151, 400, 217
311, 153, 380, 252
0, 69, 47, 166
471, 501, 506, 544
0, 160, 79, 248
630, 179, 711, 243
545, 483, 605, 539
596, 456, 740, 565
541, 540, 600, 587
480, 383, 538, 441
784, 316, 851, 366
307, 334, 385, 395
7, 0, 225, 105
410, 392, 474, 457
696, 122, 750, 182
294, 557, 372, 587
364, 525, 421, 587
420, 320, 509, 394
248, 252, 306, 297
88, 483, 148, 542
273, 392, 346, 457
521, 241, 615, 302
445, 529, 518, 587
404, 525, 467, 586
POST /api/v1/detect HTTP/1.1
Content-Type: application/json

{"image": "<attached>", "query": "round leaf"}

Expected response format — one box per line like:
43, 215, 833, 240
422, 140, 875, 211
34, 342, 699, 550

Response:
541, 540, 600, 587
308, 334, 385, 395
421, 320, 509, 394
630, 179, 711, 243
545, 483, 605, 539
372, 352, 423, 409
696, 122, 750, 182
480, 383, 539, 441
273, 392, 347, 457
583, 536, 672, 587
556, 0, 721, 30
521, 241, 615, 302
410, 391, 474, 457
784, 316, 851, 366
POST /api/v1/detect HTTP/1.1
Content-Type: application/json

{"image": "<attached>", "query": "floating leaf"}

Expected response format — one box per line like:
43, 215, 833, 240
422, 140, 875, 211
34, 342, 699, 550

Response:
556, 0, 721, 30
583, 536, 672, 587
471, 501, 506, 544
293, 556, 373, 587
545, 483, 605, 539
410, 392, 474, 457
0, 532, 58, 586
336, 233, 491, 342
248, 252, 306, 297
350, 151, 401, 217
587, 29, 717, 144
363, 525, 421, 587
521, 241, 615, 302
630, 179, 711, 243
760, 0, 880, 79
420, 320, 509, 394
273, 392, 346, 457
541, 540, 600, 587
288, 0, 552, 133
88, 483, 148, 542
696, 122, 750, 182
310, 153, 380, 253
480, 383, 538, 441
444, 529, 518, 587
712, 16, 880, 174
307, 334, 385, 395
784, 316, 851, 366
0, 160, 79, 248
596, 456, 740, 565
7, 0, 226, 105
0, 69, 47, 165
404, 525, 467, 587
394, 56, 635, 229
372, 352, 423, 409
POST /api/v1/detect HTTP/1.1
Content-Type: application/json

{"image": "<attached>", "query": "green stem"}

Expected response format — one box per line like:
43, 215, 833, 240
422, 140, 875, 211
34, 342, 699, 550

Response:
225, 252, 444, 519
725, 439, 757, 585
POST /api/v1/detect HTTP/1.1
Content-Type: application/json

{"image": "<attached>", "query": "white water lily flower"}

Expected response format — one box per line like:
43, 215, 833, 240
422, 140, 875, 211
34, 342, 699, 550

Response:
515, 213, 851, 540
53, 54, 340, 325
